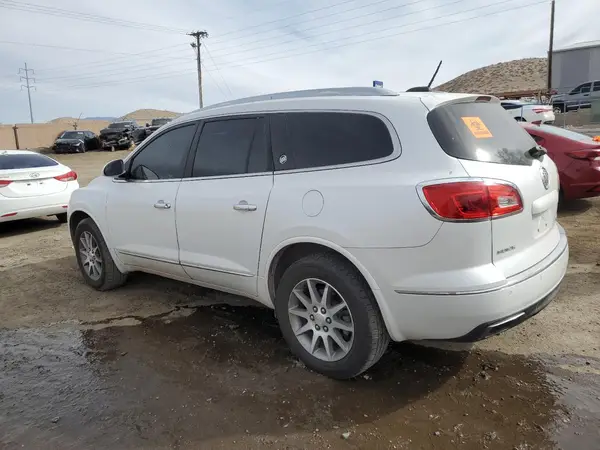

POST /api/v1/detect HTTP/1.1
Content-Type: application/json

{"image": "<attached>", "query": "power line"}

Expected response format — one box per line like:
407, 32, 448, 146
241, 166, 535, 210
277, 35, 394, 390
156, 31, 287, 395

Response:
36, 43, 189, 74
0, 0, 188, 34
52, 0, 548, 91
211, 0, 424, 50
201, 61, 227, 99
203, 43, 233, 98
19, 62, 35, 123
208, 0, 541, 69
209, 0, 467, 60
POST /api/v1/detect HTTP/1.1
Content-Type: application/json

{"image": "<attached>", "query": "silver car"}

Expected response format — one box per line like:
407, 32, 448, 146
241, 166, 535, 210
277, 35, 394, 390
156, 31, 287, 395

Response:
551, 80, 600, 113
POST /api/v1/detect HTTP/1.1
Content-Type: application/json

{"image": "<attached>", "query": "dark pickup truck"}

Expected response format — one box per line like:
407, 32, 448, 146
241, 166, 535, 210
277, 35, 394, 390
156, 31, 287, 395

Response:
144, 118, 173, 138
99, 121, 146, 150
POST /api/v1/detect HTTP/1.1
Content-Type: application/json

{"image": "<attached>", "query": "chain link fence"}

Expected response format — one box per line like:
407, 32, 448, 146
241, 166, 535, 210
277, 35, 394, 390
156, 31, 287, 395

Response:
554, 98, 600, 133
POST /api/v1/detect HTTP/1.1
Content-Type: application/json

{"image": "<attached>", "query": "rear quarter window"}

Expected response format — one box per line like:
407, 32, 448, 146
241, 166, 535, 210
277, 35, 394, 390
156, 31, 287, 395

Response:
0, 153, 58, 170
427, 101, 536, 166
270, 112, 394, 171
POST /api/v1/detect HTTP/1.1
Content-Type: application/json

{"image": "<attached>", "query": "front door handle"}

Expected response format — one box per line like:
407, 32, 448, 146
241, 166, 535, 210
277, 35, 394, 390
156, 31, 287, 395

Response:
154, 200, 171, 209
233, 200, 257, 212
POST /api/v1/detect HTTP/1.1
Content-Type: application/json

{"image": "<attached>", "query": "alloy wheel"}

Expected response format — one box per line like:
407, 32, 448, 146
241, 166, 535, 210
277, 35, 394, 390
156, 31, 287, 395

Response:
287, 278, 354, 362
79, 231, 103, 281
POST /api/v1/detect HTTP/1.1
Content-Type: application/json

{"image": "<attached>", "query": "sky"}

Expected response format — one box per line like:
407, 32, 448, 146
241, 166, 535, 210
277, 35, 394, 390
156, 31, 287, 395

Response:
0, 0, 599, 123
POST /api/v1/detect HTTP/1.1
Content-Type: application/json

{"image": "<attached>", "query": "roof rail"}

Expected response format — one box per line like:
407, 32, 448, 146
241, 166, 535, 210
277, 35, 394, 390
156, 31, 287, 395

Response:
200, 86, 399, 111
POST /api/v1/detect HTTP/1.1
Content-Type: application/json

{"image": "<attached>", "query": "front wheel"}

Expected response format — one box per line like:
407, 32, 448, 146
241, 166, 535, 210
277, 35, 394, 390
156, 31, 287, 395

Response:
74, 218, 127, 291
274, 253, 389, 379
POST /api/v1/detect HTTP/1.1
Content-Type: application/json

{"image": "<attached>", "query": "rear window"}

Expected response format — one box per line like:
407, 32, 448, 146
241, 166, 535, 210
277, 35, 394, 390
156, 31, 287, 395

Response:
427, 101, 536, 166
0, 153, 58, 170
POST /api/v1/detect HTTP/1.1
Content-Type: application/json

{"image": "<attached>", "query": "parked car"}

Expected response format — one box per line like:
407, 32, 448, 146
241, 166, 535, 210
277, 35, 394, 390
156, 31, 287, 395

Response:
99, 121, 145, 150
500, 100, 555, 124
68, 87, 568, 379
144, 118, 173, 138
521, 123, 600, 200
551, 80, 600, 113
1, 150, 78, 223
53, 130, 101, 154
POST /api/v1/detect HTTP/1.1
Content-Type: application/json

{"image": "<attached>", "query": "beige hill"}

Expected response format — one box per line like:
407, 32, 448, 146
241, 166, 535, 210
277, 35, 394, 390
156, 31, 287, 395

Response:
120, 109, 181, 125
435, 57, 548, 96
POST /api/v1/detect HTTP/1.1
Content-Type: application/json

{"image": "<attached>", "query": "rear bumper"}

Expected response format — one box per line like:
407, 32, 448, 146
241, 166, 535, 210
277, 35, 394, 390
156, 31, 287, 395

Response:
562, 164, 600, 200
0, 186, 77, 223
360, 225, 569, 342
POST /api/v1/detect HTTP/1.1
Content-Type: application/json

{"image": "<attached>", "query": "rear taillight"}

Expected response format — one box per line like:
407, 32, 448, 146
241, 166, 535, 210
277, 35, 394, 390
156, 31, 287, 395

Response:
54, 170, 78, 182
420, 181, 523, 221
566, 149, 600, 161
0, 180, 12, 188
532, 108, 551, 114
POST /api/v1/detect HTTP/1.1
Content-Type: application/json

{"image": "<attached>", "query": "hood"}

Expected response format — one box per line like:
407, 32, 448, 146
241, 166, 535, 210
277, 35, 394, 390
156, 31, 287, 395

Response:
55, 138, 83, 145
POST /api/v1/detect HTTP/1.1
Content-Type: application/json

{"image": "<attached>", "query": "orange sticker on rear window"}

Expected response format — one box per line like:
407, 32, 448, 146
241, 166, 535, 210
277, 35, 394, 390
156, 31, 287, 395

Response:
461, 116, 493, 139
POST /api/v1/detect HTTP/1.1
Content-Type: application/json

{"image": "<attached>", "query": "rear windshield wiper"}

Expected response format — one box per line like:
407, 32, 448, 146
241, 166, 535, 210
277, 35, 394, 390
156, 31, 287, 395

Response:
526, 145, 547, 160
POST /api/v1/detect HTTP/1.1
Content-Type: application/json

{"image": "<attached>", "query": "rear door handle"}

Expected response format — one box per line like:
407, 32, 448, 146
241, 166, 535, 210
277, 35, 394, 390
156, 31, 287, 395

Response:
233, 200, 257, 212
154, 200, 171, 209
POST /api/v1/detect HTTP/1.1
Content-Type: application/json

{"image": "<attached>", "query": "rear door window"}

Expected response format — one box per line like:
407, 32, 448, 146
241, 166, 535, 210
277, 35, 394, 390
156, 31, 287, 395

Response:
192, 117, 270, 177
270, 112, 394, 171
0, 153, 58, 170
427, 101, 536, 166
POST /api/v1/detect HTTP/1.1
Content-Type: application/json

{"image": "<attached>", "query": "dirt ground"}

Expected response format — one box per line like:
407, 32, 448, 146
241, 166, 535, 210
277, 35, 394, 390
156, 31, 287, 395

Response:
1, 150, 599, 449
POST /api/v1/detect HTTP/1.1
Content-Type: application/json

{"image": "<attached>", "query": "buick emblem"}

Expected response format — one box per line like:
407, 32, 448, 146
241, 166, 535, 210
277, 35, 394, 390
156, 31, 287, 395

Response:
30, 172, 40, 178
540, 167, 549, 190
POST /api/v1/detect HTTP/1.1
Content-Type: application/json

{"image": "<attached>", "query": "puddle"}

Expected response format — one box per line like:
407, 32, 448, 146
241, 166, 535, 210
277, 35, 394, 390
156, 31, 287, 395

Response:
1, 304, 599, 449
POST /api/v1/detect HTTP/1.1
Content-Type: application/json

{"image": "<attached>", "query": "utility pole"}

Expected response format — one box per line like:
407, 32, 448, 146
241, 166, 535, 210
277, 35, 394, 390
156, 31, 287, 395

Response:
547, 0, 555, 95
19, 62, 36, 123
188, 30, 209, 108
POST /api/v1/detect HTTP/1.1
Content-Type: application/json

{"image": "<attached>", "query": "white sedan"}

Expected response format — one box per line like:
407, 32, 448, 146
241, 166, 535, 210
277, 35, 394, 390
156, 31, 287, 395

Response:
500, 100, 555, 125
0, 150, 79, 223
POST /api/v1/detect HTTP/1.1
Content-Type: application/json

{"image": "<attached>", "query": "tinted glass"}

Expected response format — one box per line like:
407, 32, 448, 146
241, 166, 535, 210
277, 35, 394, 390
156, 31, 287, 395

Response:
427, 101, 536, 166
192, 117, 269, 177
129, 124, 196, 180
594, 82, 600, 92
109, 122, 132, 128
0, 153, 58, 170
581, 83, 592, 94
60, 131, 86, 139
271, 112, 393, 170
500, 102, 523, 111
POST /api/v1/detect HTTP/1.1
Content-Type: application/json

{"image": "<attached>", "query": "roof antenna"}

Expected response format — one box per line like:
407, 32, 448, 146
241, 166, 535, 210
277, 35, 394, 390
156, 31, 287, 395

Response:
406, 60, 443, 92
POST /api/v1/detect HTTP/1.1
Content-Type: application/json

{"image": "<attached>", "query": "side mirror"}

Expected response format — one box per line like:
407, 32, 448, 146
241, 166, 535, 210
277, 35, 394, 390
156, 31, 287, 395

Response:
103, 159, 125, 177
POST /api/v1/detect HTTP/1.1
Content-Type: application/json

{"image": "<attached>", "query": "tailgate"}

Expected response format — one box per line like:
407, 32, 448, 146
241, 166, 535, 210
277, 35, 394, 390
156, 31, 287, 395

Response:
427, 98, 561, 278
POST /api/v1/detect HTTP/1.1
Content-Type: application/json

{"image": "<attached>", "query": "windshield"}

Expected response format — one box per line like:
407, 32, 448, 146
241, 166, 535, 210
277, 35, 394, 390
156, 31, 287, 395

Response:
428, 101, 536, 166
60, 131, 85, 139
0, 153, 58, 170
109, 122, 131, 129
152, 119, 171, 126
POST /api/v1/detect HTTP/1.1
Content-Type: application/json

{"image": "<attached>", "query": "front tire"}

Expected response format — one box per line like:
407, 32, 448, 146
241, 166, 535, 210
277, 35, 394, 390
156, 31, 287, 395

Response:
74, 218, 127, 291
274, 253, 389, 379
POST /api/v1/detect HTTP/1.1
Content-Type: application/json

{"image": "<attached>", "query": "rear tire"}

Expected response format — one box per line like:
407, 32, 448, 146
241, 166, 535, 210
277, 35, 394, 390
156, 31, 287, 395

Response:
56, 213, 67, 223
274, 252, 389, 379
74, 218, 127, 291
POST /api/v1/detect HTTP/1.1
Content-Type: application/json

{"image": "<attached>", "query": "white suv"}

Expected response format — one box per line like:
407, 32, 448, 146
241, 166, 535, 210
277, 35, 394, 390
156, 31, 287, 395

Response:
68, 87, 569, 379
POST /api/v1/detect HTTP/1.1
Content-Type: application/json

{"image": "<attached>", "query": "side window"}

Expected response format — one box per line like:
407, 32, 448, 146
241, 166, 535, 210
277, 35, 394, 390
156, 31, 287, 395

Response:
570, 85, 582, 95
593, 81, 600, 92
192, 117, 270, 177
581, 83, 592, 94
270, 112, 394, 171
129, 124, 196, 180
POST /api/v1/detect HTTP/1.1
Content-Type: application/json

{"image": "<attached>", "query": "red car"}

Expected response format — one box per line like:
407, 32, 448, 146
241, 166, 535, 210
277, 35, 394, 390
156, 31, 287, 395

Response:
521, 123, 600, 200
